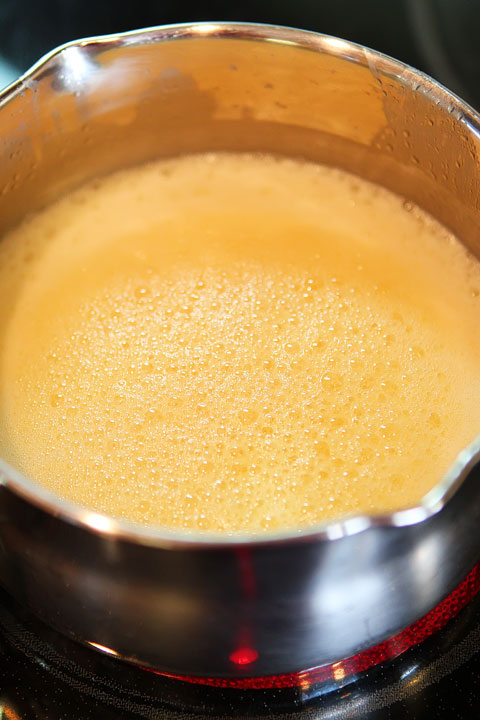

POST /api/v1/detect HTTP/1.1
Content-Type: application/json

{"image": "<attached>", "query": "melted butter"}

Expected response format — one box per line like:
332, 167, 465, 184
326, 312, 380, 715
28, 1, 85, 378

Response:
0, 152, 480, 533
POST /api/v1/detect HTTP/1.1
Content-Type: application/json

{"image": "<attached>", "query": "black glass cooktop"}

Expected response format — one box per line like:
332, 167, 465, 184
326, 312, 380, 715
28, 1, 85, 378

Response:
2, 584, 480, 719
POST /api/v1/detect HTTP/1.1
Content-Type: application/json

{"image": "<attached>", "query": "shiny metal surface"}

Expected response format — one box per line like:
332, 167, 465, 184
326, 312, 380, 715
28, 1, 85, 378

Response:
0, 22, 480, 677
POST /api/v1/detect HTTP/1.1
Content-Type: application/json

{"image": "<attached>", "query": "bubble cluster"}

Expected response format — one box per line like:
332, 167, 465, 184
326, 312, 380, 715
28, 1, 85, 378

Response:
0, 152, 479, 533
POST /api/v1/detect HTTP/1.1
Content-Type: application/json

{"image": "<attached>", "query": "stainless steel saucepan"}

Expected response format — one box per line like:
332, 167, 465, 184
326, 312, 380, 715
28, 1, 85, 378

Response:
0, 22, 480, 680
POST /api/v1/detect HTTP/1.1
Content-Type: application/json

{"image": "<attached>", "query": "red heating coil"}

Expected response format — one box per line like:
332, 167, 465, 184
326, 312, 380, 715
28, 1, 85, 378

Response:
151, 561, 480, 689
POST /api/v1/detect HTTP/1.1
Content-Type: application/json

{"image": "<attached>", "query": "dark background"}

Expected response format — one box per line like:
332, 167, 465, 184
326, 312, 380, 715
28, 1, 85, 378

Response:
1, 0, 480, 110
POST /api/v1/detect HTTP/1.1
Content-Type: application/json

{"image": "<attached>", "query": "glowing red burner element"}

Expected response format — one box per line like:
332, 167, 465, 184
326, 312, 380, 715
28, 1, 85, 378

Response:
229, 647, 259, 666
153, 561, 480, 690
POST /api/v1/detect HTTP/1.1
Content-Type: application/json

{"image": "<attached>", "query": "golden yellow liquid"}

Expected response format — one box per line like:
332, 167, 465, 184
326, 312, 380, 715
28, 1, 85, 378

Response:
0, 153, 480, 533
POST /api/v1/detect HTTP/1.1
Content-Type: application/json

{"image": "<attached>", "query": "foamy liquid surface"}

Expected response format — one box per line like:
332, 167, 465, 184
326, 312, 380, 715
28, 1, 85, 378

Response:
0, 153, 479, 533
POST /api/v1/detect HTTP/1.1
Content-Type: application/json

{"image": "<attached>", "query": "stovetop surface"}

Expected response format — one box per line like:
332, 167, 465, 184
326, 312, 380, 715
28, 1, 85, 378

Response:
2, 586, 480, 719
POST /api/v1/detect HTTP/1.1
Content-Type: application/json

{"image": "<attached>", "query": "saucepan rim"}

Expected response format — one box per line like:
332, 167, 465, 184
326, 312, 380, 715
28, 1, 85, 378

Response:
0, 21, 479, 548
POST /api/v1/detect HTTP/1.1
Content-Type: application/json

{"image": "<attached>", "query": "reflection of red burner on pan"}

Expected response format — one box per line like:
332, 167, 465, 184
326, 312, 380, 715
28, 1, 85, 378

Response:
229, 647, 259, 666
148, 561, 480, 689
